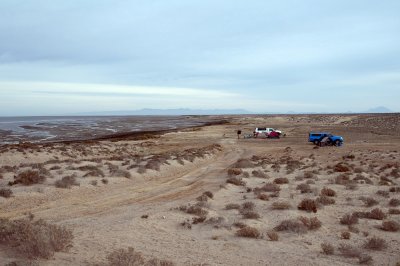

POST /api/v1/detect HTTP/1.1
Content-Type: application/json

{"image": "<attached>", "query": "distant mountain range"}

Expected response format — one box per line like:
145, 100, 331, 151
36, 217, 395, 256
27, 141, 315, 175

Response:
365, 106, 393, 113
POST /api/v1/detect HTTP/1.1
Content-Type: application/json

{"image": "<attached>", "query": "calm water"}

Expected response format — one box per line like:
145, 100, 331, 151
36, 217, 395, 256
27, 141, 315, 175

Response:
0, 116, 217, 144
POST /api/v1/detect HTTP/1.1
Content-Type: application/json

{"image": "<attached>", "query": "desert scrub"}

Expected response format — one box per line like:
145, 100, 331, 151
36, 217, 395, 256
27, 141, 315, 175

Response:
340, 213, 358, 225
267, 230, 279, 241
317, 195, 335, 205
236, 226, 261, 238
358, 196, 378, 207
297, 198, 318, 213
55, 175, 79, 189
274, 219, 307, 233
271, 201, 291, 210
11, 170, 46, 186
0, 188, 13, 198
321, 242, 334, 255
298, 216, 321, 230
296, 183, 312, 194
363, 236, 387, 250
274, 177, 289, 184
0, 217, 73, 259
320, 187, 336, 197
252, 170, 268, 178
380, 220, 399, 232
225, 203, 240, 210
341, 231, 351, 239
389, 198, 400, 207
226, 177, 246, 186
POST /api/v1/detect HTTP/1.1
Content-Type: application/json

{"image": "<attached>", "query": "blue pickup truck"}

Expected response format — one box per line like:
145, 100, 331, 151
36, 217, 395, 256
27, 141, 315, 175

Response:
308, 132, 344, 146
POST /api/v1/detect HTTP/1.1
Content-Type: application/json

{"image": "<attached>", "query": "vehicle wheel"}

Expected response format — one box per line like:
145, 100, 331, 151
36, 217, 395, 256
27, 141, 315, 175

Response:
313, 140, 320, 145
335, 140, 341, 146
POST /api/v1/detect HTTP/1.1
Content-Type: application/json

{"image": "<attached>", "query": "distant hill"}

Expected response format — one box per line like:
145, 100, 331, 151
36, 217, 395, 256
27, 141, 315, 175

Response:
365, 106, 393, 113
76, 108, 251, 116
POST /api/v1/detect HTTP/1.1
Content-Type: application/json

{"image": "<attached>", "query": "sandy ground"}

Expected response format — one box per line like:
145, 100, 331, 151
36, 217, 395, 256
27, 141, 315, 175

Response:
1, 114, 400, 265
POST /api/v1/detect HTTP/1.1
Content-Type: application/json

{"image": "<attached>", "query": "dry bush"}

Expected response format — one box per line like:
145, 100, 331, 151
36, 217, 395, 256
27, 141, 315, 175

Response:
338, 243, 361, 258
241, 201, 255, 210
297, 198, 318, 213
241, 211, 260, 219
225, 203, 240, 210
137, 166, 146, 174
380, 220, 400, 232
192, 216, 207, 224
196, 194, 208, 202
303, 171, 315, 179
359, 196, 378, 207
341, 231, 351, 239
257, 193, 269, 201
186, 206, 208, 217
334, 174, 351, 185
12, 170, 46, 186
0, 188, 13, 198
368, 208, 386, 220
101, 178, 109, 184
274, 177, 289, 184
106, 247, 145, 266
317, 195, 335, 205
90, 180, 98, 186
343, 154, 355, 160
226, 177, 246, 186
389, 208, 400, 215
0, 218, 73, 259
83, 168, 105, 177
363, 237, 387, 250
0, 173, 3, 179
298, 216, 321, 230
232, 222, 247, 228
358, 254, 373, 265
274, 219, 307, 233
340, 213, 358, 225
271, 201, 291, 210
55, 176, 79, 189
202, 191, 213, 199
296, 183, 312, 194
235, 226, 261, 238
389, 198, 400, 207
227, 168, 243, 176
252, 170, 268, 179
353, 175, 373, 185
267, 230, 279, 241
334, 163, 351, 172
255, 183, 281, 193
146, 258, 175, 266
320, 187, 336, 197
232, 159, 254, 168
389, 186, 400, 193
321, 242, 334, 255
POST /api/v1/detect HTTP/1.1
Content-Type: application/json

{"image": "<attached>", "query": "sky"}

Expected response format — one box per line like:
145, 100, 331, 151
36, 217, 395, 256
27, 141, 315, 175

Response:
0, 0, 399, 116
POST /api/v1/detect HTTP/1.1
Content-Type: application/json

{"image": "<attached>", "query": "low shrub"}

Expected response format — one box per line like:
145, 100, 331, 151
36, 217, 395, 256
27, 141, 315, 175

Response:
358, 196, 378, 207
241, 211, 260, 219
274, 219, 307, 233
368, 208, 386, 220
298, 198, 318, 213
12, 170, 46, 186
252, 170, 268, 179
321, 242, 334, 255
106, 247, 145, 265
271, 201, 291, 210
334, 163, 350, 173
203, 191, 214, 199
232, 159, 254, 168
236, 226, 261, 238
186, 206, 208, 217
226, 177, 246, 186
340, 213, 358, 225
0, 217, 73, 259
363, 236, 387, 250
298, 216, 321, 230
255, 183, 280, 192
227, 168, 243, 176
389, 208, 400, 215
274, 177, 289, 184
257, 193, 269, 201
0, 188, 13, 198
341, 231, 351, 239
337, 243, 361, 258
296, 183, 312, 194
376, 190, 390, 198
320, 187, 336, 197
241, 201, 255, 211
55, 176, 79, 189
225, 203, 240, 210
389, 198, 400, 207
267, 230, 279, 241
380, 220, 400, 232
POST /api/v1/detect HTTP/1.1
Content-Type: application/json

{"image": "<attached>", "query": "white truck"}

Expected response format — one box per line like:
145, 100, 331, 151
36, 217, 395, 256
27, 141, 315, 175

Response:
253, 127, 284, 138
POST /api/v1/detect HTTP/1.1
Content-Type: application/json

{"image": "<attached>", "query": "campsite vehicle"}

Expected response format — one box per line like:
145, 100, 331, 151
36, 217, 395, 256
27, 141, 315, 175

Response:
308, 132, 343, 146
254, 128, 283, 138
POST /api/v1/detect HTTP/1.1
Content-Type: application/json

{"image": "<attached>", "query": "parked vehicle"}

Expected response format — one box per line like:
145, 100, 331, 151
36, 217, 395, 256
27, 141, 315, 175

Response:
308, 132, 343, 146
254, 127, 283, 138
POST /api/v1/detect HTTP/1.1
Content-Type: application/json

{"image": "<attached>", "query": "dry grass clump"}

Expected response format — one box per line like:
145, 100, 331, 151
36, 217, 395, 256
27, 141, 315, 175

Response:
203, 191, 213, 199
340, 213, 358, 225
389, 208, 400, 215
380, 220, 399, 232
297, 198, 318, 213
82, 167, 105, 177
321, 242, 334, 255
317, 195, 335, 205
192, 216, 207, 224
298, 216, 321, 230
389, 186, 400, 193
186, 206, 209, 217
363, 236, 387, 250
241, 201, 255, 210
227, 168, 243, 176
271, 201, 291, 210
106, 247, 144, 266
257, 193, 269, 201
196, 194, 209, 202
389, 198, 400, 207
255, 182, 281, 193
252, 170, 268, 178
55, 176, 79, 189
334, 163, 351, 172
296, 183, 312, 193
267, 230, 279, 241
11, 170, 46, 186
0, 217, 73, 259
368, 208, 386, 220
0, 188, 13, 198
274, 177, 289, 184
320, 187, 336, 197
341, 231, 351, 240
359, 196, 378, 207
376, 190, 390, 198
232, 159, 254, 168
241, 211, 261, 219
337, 243, 361, 258
274, 219, 307, 233
235, 226, 261, 238
226, 177, 246, 186
225, 203, 240, 210
303, 171, 315, 179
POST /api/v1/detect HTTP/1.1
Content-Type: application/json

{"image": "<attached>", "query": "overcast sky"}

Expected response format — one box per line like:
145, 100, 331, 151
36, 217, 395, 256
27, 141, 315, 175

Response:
1, 0, 399, 115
